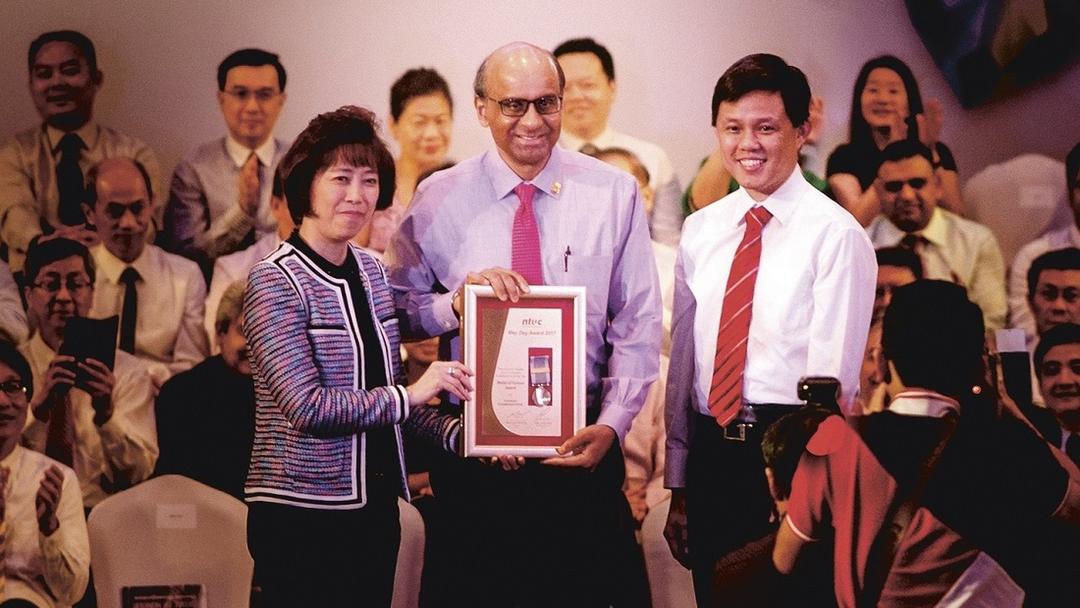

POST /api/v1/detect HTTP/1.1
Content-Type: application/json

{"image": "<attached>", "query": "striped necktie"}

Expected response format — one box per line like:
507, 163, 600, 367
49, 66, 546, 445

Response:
709, 206, 773, 426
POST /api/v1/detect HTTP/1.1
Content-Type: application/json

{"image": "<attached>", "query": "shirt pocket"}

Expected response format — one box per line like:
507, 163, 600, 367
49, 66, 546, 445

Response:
563, 254, 612, 318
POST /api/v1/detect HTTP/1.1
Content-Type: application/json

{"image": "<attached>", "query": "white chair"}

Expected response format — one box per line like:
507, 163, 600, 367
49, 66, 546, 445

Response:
964, 153, 1069, 269
392, 497, 426, 608
641, 496, 696, 608
87, 475, 253, 608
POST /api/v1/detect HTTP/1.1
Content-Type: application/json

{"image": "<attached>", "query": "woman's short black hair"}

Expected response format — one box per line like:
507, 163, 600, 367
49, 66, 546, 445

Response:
279, 106, 396, 224
390, 68, 452, 122
848, 55, 925, 148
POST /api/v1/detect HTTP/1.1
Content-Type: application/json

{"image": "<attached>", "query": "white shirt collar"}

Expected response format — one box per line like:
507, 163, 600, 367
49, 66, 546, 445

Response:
225, 134, 276, 168
888, 389, 960, 417
92, 242, 149, 284
45, 121, 99, 155
560, 125, 614, 151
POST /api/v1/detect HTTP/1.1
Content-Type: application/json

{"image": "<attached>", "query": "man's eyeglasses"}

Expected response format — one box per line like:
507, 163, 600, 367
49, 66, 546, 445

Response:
882, 177, 929, 193
32, 276, 92, 294
486, 95, 562, 117
103, 201, 147, 220
224, 88, 281, 104
0, 380, 27, 399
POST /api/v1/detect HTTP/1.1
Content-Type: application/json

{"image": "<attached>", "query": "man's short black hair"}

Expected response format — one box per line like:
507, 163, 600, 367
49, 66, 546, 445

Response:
761, 407, 834, 500
710, 53, 810, 127
1034, 322, 1080, 379
28, 30, 99, 78
23, 236, 96, 286
1027, 247, 1080, 300
0, 340, 34, 402
217, 48, 286, 92
878, 139, 935, 170
84, 158, 154, 207
390, 68, 453, 122
876, 246, 924, 280
552, 37, 615, 81
1067, 142, 1080, 197
883, 280, 985, 398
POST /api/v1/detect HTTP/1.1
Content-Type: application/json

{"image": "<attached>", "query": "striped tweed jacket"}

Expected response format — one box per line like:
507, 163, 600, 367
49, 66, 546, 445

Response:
243, 240, 458, 509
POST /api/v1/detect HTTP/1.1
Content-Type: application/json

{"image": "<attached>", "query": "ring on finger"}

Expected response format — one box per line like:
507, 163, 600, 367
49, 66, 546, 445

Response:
448, 367, 456, 377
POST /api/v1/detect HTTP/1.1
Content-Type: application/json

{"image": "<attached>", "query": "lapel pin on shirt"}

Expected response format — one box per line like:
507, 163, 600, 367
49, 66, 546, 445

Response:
552, 182, 561, 195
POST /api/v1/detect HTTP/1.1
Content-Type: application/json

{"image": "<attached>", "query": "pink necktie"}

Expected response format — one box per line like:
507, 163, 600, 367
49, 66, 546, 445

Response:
709, 206, 773, 426
511, 183, 544, 285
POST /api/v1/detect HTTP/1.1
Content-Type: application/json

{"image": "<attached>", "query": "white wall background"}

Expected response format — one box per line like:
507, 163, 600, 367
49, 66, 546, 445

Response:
2, 0, 1078, 193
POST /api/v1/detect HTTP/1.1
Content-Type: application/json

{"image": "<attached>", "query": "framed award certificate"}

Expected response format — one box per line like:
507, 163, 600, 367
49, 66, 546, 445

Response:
461, 285, 586, 457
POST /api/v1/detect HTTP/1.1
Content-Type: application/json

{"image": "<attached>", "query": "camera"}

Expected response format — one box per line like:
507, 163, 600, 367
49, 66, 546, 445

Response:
797, 376, 841, 414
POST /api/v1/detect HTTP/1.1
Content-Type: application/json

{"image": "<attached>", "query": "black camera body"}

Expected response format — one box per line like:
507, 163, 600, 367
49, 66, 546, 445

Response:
797, 376, 841, 414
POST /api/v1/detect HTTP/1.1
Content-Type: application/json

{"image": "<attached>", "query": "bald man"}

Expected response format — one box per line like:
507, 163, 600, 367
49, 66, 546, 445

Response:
84, 158, 207, 387
387, 42, 661, 606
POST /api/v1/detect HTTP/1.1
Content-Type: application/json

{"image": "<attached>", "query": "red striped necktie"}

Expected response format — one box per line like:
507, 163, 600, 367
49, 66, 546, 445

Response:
511, 182, 544, 285
709, 205, 773, 426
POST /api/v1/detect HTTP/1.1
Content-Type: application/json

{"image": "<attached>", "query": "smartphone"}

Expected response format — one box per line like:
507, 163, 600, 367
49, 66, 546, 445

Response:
58, 315, 119, 389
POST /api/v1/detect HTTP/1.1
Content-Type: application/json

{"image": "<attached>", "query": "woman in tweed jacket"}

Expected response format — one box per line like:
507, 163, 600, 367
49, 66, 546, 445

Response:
243, 106, 471, 607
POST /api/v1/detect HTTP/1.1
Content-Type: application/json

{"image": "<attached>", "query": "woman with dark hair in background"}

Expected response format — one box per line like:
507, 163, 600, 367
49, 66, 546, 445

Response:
828, 55, 964, 226
243, 105, 470, 606
359, 68, 454, 254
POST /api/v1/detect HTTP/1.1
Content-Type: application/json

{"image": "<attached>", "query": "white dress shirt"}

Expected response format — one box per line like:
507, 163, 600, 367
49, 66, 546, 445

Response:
204, 232, 281, 352
560, 127, 683, 246
0, 259, 28, 344
89, 243, 208, 385
866, 207, 1008, 330
20, 333, 158, 508
0, 445, 89, 607
683, 167, 875, 412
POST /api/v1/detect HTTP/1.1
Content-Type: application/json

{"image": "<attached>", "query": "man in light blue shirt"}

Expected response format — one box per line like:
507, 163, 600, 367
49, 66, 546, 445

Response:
386, 41, 661, 607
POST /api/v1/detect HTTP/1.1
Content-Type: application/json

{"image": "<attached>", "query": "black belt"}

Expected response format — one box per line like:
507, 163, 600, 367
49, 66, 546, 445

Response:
697, 403, 801, 442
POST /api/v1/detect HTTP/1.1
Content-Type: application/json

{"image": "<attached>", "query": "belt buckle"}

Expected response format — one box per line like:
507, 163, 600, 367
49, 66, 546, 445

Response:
723, 422, 751, 442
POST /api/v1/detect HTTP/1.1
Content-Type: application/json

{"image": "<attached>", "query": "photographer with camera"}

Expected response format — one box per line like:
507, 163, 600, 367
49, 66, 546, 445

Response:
19, 236, 157, 510
775, 281, 1080, 606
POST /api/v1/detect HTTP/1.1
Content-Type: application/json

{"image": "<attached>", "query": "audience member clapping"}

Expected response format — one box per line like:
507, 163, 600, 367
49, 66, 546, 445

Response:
828, 55, 963, 225
0, 341, 90, 607
163, 49, 289, 275
204, 168, 293, 352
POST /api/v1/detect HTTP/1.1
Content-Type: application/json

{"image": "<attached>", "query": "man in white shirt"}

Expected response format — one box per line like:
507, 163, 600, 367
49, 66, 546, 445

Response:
84, 158, 208, 386
0, 30, 164, 273
1010, 142, 1080, 342
663, 53, 876, 606
553, 37, 683, 246
19, 236, 157, 510
163, 48, 289, 274
866, 140, 1007, 330
0, 341, 89, 607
